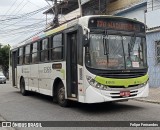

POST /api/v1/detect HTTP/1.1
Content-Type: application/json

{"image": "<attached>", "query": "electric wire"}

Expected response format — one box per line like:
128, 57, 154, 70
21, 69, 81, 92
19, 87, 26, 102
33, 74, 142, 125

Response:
1, 0, 18, 19
0, 6, 49, 30
9, 0, 26, 15
0, 6, 49, 22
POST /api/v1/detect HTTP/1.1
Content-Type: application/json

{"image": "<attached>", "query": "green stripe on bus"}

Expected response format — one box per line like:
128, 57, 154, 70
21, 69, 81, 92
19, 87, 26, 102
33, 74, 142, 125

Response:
60, 69, 65, 79
95, 74, 149, 87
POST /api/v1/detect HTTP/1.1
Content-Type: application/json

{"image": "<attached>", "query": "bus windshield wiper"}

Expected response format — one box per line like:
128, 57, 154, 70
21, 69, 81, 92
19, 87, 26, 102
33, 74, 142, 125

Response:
103, 30, 109, 55
103, 30, 109, 66
129, 33, 136, 52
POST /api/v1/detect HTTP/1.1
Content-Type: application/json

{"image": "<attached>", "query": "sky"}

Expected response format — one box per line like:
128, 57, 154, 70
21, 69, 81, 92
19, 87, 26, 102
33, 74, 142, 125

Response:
0, 0, 52, 46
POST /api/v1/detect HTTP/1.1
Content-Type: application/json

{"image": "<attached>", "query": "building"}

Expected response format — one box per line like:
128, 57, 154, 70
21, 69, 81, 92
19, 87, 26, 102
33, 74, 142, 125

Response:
107, 0, 147, 23
43, 0, 110, 27
107, 0, 143, 13
146, 0, 160, 87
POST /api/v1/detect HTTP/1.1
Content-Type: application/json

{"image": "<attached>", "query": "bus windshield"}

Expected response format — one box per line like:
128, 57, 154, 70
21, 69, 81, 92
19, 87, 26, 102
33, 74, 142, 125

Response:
86, 33, 147, 70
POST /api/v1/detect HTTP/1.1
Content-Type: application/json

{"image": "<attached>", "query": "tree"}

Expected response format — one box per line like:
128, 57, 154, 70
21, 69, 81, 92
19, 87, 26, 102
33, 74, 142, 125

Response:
0, 45, 10, 76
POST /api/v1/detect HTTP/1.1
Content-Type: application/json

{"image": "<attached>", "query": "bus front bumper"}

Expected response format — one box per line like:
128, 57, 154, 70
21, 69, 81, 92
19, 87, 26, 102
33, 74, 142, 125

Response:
85, 83, 149, 103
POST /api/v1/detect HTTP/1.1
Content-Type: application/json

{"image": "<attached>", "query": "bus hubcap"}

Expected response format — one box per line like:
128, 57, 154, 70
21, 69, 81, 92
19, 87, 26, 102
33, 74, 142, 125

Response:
21, 81, 24, 93
58, 87, 65, 103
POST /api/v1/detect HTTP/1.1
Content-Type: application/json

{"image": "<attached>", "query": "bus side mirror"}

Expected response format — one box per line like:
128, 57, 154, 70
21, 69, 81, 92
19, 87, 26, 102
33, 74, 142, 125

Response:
83, 35, 89, 46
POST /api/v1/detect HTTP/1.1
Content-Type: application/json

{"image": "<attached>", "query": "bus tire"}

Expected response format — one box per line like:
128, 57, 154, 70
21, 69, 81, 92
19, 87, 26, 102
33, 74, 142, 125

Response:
57, 82, 70, 107
20, 78, 28, 96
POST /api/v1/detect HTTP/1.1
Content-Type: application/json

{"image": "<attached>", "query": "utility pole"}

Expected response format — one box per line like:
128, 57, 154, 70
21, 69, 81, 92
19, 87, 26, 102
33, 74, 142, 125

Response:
78, 0, 82, 17
152, 0, 154, 11
45, 0, 59, 26
53, 0, 59, 26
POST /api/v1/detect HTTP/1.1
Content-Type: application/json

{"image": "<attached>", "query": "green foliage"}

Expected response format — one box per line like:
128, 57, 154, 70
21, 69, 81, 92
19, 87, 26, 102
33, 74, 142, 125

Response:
0, 45, 10, 73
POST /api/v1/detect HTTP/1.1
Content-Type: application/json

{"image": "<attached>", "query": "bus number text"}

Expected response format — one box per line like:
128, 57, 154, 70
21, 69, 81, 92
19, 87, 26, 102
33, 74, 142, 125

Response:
44, 67, 51, 73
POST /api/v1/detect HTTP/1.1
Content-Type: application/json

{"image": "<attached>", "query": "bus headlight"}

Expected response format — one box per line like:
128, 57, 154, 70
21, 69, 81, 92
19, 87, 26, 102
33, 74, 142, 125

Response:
139, 81, 147, 87
86, 76, 108, 90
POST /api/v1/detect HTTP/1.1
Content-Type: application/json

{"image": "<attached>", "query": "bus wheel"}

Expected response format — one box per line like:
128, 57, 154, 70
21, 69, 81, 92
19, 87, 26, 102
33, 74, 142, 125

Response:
57, 82, 70, 107
20, 78, 28, 96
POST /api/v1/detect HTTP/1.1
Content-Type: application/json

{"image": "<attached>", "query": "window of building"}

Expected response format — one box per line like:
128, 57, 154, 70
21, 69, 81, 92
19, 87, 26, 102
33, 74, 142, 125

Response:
40, 38, 49, 62
31, 42, 38, 63
24, 44, 30, 64
51, 34, 63, 61
18, 47, 24, 65
156, 41, 160, 64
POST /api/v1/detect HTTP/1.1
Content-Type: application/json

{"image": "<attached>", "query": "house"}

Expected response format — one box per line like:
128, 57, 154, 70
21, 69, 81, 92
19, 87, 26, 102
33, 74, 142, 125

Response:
145, 0, 160, 87
106, 0, 147, 23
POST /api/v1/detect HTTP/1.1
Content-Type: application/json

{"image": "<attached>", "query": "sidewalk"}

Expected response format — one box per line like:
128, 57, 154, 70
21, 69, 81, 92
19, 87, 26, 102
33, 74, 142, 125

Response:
135, 87, 160, 104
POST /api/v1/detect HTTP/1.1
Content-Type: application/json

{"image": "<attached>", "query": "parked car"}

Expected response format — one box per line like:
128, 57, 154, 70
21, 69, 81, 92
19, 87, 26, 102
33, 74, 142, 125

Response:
0, 72, 6, 84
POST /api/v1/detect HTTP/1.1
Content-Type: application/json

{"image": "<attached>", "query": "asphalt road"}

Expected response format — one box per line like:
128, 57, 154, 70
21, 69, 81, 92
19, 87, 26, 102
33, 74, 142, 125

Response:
0, 81, 160, 130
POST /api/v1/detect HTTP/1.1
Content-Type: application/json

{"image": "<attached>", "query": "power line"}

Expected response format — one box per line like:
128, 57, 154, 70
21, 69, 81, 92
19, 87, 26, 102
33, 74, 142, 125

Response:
9, 0, 26, 15
0, 6, 49, 22
0, 6, 49, 30
26, 0, 41, 8
2, 0, 18, 18
0, 19, 52, 34
2, 27, 45, 37
14, 1, 29, 15
17, 28, 47, 44
7, 29, 44, 43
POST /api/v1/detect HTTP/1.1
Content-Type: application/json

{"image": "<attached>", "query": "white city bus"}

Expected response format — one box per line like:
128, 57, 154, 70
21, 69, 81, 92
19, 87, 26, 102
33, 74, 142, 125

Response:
10, 15, 149, 107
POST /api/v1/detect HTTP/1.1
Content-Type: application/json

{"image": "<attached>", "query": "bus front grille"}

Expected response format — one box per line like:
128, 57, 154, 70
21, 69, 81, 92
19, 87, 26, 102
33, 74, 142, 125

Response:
111, 94, 137, 98
108, 84, 139, 88
99, 71, 146, 79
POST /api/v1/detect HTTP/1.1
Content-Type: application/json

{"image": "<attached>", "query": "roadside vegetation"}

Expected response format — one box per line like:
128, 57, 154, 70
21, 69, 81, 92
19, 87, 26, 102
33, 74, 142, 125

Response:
0, 44, 10, 78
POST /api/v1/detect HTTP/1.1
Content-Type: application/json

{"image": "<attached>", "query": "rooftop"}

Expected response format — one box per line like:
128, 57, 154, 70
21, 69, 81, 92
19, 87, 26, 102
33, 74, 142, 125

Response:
43, 0, 109, 15
43, 0, 79, 15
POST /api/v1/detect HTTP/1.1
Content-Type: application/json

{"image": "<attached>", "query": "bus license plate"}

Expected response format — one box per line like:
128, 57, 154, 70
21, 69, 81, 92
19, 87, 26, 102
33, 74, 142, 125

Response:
120, 91, 130, 97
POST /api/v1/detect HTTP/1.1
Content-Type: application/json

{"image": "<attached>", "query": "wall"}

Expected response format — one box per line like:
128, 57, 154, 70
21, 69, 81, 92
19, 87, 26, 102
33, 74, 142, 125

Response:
116, 3, 147, 23
146, 9, 160, 28
145, 0, 160, 87
147, 0, 160, 12
107, 0, 142, 14
147, 32, 160, 87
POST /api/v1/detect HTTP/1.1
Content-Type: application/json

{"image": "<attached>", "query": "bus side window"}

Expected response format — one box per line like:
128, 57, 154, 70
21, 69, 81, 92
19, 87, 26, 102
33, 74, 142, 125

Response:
24, 44, 30, 64
40, 38, 49, 62
31, 42, 38, 63
51, 34, 63, 61
18, 47, 23, 65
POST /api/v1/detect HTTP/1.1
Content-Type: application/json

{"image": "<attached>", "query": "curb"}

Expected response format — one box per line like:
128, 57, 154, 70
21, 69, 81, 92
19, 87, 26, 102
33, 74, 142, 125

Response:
0, 115, 16, 130
133, 99, 160, 105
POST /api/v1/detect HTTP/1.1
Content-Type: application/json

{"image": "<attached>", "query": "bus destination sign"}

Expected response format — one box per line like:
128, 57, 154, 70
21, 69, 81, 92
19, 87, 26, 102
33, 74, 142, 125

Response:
89, 18, 145, 32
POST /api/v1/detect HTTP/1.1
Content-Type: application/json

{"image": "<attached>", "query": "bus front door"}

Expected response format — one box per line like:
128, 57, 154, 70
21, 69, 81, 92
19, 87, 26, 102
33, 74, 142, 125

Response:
66, 31, 78, 98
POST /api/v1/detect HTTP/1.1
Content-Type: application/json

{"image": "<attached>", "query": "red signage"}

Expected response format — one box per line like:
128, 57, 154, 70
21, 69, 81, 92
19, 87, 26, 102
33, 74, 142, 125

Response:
88, 18, 145, 32
97, 20, 140, 32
